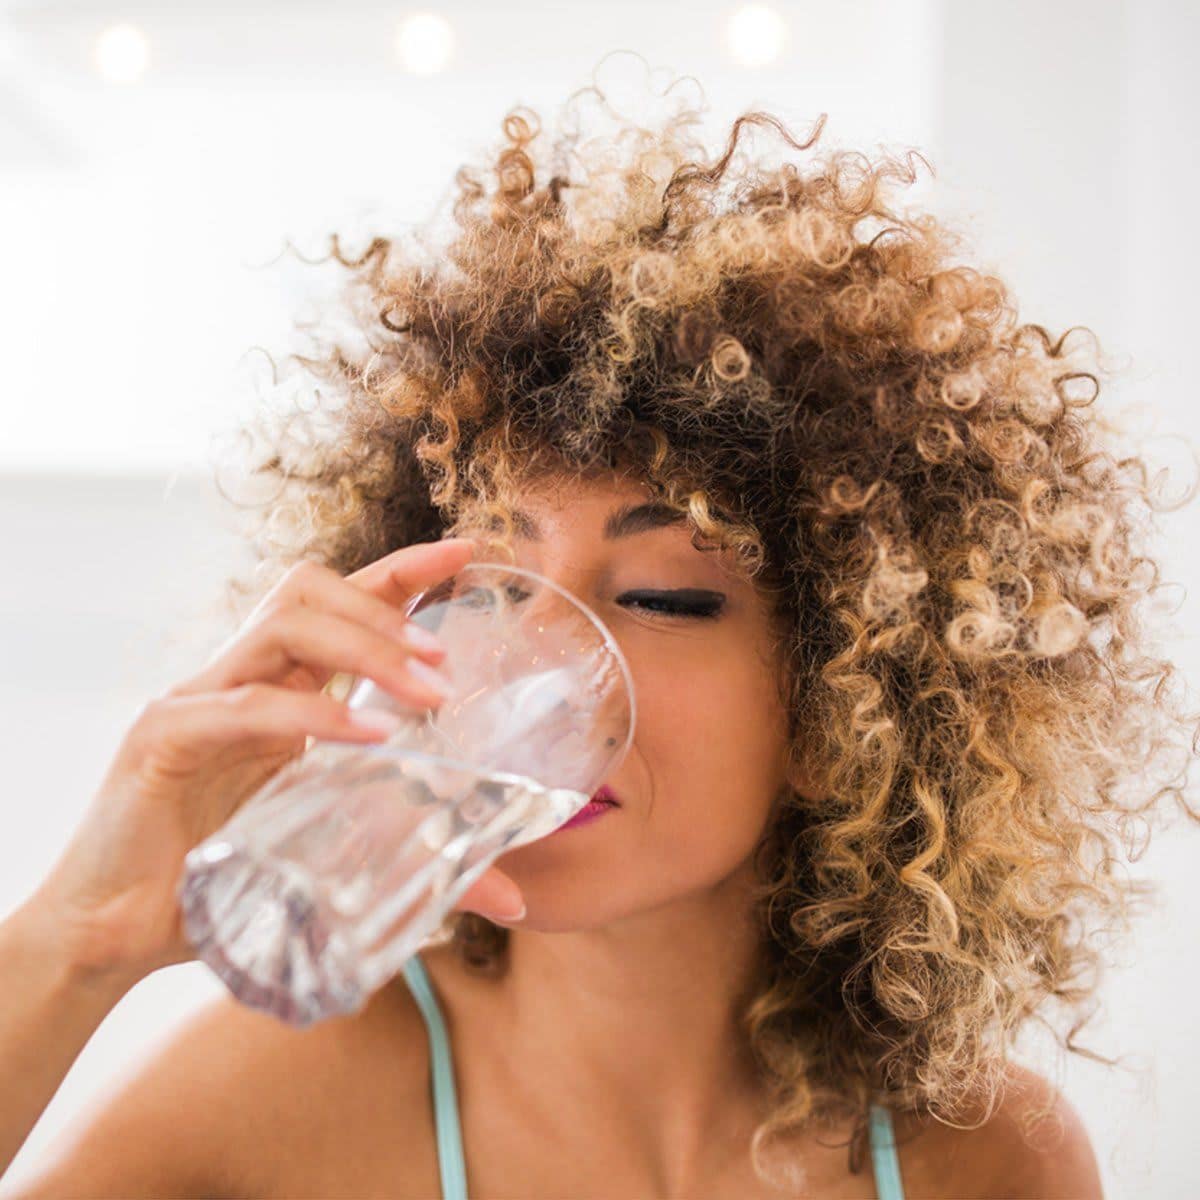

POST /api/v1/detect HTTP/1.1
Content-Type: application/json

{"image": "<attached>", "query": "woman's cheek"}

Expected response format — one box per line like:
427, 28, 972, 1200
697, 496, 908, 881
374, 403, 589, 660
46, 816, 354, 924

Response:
638, 671, 777, 818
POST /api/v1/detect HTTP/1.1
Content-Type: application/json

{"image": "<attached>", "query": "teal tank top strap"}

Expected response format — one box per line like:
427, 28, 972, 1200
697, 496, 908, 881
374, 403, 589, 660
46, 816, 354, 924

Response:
868, 1102, 906, 1200
400, 952, 469, 1200
399, 950, 902, 1200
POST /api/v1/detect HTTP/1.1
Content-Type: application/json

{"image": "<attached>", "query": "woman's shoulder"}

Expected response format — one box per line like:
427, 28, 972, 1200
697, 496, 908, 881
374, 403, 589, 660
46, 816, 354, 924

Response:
197, 973, 444, 1197
5, 973, 442, 1199
893, 1063, 1104, 1199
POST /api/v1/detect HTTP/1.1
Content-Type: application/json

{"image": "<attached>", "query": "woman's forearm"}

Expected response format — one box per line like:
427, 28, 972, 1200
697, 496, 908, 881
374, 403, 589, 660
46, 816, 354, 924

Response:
0, 899, 136, 1179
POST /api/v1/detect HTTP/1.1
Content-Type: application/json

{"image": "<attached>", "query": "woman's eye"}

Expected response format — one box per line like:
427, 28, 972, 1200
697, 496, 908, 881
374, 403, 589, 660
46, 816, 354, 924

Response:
457, 584, 722, 620
457, 583, 530, 608
618, 590, 725, 619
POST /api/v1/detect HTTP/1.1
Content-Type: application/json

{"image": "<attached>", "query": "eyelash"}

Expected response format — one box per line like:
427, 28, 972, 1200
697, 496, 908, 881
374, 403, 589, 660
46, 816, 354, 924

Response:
618, 590, 725, 619
474, 586, 725, 620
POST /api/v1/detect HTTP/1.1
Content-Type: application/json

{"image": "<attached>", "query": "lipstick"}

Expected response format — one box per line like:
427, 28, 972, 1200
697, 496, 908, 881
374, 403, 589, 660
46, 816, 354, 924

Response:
554, 784, 620, 832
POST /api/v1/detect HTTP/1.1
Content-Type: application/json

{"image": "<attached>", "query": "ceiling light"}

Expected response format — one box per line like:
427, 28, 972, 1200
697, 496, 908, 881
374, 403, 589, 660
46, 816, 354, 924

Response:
93, 23, 150, 85
395, 12, 455, 75
726, 4, 789, 69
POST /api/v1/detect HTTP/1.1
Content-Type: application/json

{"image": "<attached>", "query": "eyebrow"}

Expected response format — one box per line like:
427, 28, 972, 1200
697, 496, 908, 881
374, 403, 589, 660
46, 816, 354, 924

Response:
508, 501, 691, 542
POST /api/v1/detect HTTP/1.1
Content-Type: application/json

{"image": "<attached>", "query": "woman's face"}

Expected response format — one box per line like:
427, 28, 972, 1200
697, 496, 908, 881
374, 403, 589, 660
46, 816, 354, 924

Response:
471, 470, 793, 931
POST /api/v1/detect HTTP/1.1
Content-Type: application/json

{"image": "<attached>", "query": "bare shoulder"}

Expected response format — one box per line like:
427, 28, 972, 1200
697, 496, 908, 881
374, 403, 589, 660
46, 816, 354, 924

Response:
2, 975, 439, 1199
894, 1063, 1104, 1199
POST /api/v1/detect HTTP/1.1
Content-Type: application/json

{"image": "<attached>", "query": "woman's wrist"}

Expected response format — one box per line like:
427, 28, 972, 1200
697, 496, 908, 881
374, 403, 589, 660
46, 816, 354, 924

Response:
0, 897, 139, 1176
1, 892, 143, 1008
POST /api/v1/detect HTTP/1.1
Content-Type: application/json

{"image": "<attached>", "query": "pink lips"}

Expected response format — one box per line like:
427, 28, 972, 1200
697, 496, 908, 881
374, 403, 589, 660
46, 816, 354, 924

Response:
553, 784, 620, 833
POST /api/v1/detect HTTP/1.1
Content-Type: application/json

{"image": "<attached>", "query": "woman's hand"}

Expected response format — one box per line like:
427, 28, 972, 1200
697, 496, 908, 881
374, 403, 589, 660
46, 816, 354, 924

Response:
26, 536, 526, 988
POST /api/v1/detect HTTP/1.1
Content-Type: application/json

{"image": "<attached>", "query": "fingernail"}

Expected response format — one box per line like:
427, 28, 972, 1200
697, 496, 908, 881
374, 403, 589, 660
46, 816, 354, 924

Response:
495, 900, 526, 922
408, 658, 453, 697
347, 707, 406, 734
403, 623, 445, 655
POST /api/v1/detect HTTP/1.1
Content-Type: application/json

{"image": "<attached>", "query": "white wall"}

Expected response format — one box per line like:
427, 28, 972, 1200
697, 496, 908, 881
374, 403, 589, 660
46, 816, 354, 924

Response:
0, 471, 243, 1183
932, 9, 1200, 1189
2, 1, 1198, 1194
0, 0, 938, 474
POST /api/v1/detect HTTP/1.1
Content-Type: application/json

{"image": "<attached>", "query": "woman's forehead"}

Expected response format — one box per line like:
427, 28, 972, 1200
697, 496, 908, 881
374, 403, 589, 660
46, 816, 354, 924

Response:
466, 470, 662, 529
476, 498, 762, 590
514, 468, 660, 507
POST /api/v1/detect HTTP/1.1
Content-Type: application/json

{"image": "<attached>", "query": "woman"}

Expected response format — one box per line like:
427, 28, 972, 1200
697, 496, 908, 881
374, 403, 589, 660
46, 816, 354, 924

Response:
1, 83, 1189, 1198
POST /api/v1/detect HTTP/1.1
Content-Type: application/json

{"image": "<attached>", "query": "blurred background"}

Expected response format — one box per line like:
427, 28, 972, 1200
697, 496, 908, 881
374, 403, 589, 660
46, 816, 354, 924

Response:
2, 0, 1197, 1193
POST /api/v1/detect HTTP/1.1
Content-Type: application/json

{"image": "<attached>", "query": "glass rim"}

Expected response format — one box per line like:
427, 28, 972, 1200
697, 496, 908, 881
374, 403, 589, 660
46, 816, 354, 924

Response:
401, 559, 638, 767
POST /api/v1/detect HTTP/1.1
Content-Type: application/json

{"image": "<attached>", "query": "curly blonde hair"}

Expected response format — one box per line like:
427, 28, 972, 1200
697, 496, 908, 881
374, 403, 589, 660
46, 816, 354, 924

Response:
218, 73, 1200, 1188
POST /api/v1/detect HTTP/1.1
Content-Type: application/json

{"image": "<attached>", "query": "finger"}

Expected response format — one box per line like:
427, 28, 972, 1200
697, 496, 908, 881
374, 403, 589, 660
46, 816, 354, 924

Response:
177, 606, 453, 706
345, 536, 479, 607
173, 573, 446, 702
173, 539, 477, 700
285, 559, 451, 660
125, 684, 412, 767
455, 865, 526, 922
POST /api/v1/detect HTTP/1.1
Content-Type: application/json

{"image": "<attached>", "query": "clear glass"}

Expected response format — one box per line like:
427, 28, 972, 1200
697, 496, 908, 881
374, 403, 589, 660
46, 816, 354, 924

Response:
176, 562, 635, 1027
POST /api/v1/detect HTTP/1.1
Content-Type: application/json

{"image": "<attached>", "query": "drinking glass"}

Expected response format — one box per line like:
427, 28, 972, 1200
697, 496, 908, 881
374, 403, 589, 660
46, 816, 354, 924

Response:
176, 561, 635, 1027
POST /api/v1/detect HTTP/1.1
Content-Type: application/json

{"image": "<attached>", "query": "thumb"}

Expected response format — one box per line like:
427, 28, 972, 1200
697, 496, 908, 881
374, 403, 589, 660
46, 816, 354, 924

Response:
456, 865, 526, 922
